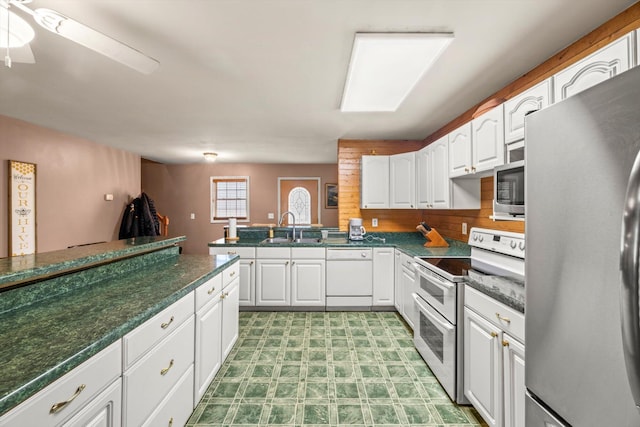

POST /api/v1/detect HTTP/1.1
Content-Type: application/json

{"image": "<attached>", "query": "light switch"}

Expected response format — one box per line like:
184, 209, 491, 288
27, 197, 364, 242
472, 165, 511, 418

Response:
190, 213, 196, 220
268, 213, 275, 219
104, 194, 114, 201
462, 222, 467, 235
372, 218, 378, 227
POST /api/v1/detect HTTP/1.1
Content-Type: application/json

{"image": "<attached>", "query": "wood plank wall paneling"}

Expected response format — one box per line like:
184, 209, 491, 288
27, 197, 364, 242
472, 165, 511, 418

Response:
338, 139, 427, 231
337, 3, 640, 239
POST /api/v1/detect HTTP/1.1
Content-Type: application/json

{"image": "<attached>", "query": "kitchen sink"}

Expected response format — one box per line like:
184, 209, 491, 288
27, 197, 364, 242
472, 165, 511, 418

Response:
260, 237, 322, 244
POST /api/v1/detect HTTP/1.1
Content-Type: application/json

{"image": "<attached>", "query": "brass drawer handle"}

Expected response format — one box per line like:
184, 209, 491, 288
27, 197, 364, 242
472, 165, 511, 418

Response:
160, 359, 174, 376
50, 384, 86, 414
502, 340, 510, 347
221, 292, 229, 300
161, 316, 174, 329
207, 287, 216, 295
490, 331, 498, 338
227, 251, 237, 255
169, 417, 174, 427
495, 313, 511, 323
230, 270, 236, 277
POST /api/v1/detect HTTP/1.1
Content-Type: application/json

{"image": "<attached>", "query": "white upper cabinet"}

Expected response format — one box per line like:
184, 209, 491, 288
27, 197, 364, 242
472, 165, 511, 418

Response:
448, 123, 472, 178
418, 136, 450, 209
554, 32, 635, 102
504, 78, 553, 143
389, 152, 416, 209
431, 138, 450, 209
361, 155, 390, 209
471, 104, 505, 174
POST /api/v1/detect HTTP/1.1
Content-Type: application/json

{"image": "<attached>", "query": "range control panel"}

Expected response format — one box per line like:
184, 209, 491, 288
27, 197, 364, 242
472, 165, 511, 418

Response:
468, 227, 525, 258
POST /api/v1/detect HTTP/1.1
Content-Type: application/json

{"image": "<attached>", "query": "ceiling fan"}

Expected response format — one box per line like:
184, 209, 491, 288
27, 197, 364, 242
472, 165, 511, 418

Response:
0, 0, 159, 74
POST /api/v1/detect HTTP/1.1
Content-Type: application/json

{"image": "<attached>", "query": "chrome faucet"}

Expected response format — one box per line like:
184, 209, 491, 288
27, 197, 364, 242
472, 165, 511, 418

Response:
279, 211, 296, 240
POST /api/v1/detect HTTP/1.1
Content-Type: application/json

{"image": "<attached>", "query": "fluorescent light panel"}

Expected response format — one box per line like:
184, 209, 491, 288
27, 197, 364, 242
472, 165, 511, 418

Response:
341, 33, 454, 112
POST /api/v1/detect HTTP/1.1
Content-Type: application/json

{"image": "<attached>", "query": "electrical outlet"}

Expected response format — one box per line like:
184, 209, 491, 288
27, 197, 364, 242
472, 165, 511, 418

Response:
372, 218, 378, 227
462, 222, 468, 235
268, 213, 274, 219
190, 213, 196, 220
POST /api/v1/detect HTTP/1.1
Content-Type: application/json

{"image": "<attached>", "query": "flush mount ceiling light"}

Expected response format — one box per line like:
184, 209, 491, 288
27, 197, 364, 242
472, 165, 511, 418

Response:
203, 152, 218, 162
340, 32, 454, 112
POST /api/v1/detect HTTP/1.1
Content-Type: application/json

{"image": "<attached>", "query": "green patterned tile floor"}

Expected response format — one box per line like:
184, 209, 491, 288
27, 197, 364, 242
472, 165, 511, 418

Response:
187, 311, 485, 426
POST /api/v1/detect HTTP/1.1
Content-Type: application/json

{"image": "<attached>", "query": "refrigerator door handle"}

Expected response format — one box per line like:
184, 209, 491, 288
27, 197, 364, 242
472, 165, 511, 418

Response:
620, 149, 640, 411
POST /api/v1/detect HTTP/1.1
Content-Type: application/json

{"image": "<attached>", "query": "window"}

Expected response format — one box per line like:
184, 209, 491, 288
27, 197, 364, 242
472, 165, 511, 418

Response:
288, 187, 311, 224
210, 176, 249, 222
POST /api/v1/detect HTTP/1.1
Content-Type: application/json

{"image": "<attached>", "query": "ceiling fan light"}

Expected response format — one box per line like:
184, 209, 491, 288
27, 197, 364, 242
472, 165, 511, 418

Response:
203, 152, 218, 162
0, 7, 34, 48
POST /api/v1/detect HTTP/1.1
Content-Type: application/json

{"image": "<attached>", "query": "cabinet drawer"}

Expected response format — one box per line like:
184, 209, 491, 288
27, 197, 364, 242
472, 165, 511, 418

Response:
0, 341, 121, 427
256, 247, 291, 259
195, 274, 223, 312
465, 286, 524, 342
222, 262, 240, 288
123, 316, 195, 427
142, 366, 194, 427
210, 246, 255, 258
291, 247, 325, 259
122, 292, 194, 369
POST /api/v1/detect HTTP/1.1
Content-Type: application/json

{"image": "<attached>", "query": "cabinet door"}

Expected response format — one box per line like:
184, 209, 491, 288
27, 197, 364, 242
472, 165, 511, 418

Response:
291, 259, 325, 306
361, 155, 390, 208
448, 123, 472, 177
62, 379, 121, 427
401, 261, 416, 330
221, 278, 240, 360
430, 137, 450, 209
373, 248, 394, 306
389, 152, 416, 208
394, 250, 403, 313
239, 259, 255, 306
554, 32, 634, 101
256, 259, 291, 306
504, 78, 552, 143
503, 334, 526, 427
472, 104, 504, 174
194, 297, 222, 403
464, 308, 502, 427
416, 146, 433, 209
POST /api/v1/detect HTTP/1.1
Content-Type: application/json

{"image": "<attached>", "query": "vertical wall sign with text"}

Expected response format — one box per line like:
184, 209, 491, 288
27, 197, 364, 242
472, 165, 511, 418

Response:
9, 160, 37, 256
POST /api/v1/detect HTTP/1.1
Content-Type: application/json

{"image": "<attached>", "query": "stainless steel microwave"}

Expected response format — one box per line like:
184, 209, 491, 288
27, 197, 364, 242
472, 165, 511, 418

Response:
494, 160, 525, 216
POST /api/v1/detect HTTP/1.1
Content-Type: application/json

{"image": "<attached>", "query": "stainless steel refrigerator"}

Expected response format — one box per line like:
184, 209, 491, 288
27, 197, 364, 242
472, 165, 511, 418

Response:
526, 65, 640, 426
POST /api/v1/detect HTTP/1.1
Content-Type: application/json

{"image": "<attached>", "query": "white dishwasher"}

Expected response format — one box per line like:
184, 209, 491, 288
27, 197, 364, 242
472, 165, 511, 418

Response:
326, 248, 373, 309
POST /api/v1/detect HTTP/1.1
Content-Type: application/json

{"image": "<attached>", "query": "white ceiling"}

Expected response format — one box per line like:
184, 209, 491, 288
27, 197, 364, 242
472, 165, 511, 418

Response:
0, 0, 637, 164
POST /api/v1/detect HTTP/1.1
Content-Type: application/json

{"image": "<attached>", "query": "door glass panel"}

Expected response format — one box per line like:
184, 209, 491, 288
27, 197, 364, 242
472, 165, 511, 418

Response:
420, 311, 444, 363
420, 276, 444, 304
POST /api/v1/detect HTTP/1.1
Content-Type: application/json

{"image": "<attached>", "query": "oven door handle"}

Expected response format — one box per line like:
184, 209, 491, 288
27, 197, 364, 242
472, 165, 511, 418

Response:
413, 293, 454, 331
416, 267, 455, 290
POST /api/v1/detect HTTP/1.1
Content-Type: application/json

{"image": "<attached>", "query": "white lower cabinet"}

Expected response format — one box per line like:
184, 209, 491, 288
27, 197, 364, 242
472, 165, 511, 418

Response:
0, 341, 122, 427
256, 247, 325, 307
291, 259, 326, 306
464, 286, 525, 427
373, 247, 394, 306
221, 277, 240, 360
122, 315, 195, 427
62, 379, 122, 427
394, 250, 403, 313
194, 281, 223, 403
142, 366, 194, 427
399, 253, 417, 329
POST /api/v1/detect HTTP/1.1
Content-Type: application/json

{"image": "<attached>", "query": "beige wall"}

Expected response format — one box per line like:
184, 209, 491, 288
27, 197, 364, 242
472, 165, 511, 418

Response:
0, 115, 141, 257
141, 161, 338, 255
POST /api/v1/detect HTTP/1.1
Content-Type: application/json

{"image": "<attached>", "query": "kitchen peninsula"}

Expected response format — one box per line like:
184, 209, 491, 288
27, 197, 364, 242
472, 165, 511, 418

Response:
0, 236, 239, 426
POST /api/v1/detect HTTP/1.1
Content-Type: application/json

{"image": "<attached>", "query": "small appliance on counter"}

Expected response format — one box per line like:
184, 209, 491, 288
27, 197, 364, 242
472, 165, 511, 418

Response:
348, 218, 366, 240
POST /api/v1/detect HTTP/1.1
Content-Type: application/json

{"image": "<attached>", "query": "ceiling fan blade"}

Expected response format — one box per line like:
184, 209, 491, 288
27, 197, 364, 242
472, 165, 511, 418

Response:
32, 8, 159, 74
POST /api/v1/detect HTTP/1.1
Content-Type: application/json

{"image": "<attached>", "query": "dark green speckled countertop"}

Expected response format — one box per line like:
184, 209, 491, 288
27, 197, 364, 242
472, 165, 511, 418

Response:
0, 238, 238, 417
209, 229, 471, 258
